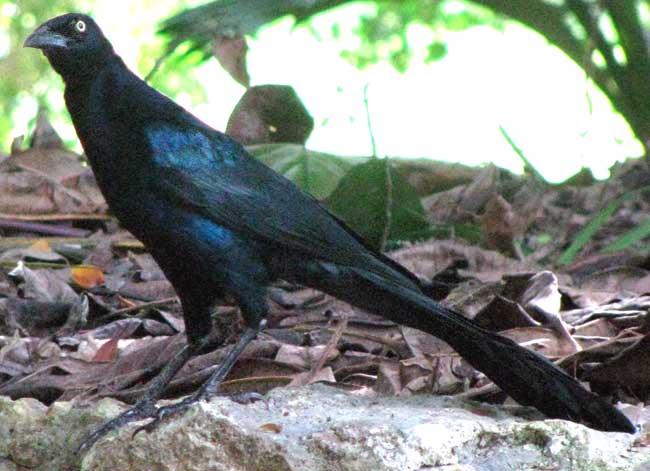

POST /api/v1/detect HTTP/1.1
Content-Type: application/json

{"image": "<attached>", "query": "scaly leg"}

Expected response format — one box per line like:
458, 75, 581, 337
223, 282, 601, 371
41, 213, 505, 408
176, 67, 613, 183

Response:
76, 343, 194, 452
133, 321, 264, 436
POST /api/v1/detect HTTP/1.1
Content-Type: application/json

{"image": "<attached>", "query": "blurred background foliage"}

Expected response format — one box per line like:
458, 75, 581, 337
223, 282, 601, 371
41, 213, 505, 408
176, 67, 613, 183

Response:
1, 0, 205, 151
4, 0, 650, 253
159, 0, 650, 154
2, 0, 648, 177
0, 0, 78, 145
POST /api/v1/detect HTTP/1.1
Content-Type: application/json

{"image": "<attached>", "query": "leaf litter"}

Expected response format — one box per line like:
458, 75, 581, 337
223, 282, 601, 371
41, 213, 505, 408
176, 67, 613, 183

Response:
0, 109, 649, 435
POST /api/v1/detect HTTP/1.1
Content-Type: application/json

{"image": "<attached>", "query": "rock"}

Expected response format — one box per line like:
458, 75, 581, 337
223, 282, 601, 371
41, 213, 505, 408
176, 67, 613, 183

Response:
0, 385, 647, 470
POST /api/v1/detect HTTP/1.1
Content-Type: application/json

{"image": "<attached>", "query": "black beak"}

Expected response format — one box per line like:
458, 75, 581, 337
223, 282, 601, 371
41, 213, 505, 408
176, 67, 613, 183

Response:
24, 25, 68, 50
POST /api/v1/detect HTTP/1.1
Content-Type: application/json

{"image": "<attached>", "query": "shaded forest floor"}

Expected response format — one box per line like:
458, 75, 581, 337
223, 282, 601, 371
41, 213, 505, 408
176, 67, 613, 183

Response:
1, 114, 649, 438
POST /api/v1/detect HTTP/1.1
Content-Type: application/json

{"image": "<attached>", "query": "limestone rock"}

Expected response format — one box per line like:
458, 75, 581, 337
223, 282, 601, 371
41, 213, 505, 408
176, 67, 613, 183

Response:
0, 385, 647, 470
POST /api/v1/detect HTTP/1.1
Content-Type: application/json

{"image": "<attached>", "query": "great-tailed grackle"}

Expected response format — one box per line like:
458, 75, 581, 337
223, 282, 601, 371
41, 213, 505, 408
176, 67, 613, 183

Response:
24, 14, 635, 450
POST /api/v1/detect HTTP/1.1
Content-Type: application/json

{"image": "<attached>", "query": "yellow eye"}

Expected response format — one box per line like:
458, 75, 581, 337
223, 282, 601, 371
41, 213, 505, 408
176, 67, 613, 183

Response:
75, 20, 86, 33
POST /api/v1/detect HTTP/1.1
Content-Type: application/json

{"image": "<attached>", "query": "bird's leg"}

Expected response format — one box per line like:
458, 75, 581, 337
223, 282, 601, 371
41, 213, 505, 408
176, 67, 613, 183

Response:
133, 320, 265, 436
76, 343, 194, 453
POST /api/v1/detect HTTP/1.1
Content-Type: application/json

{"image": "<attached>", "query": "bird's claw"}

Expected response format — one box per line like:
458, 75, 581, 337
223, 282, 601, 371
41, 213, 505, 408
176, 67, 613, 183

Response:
76, 402, 158, 453
132, 398, 194, 437
131, 391, 263, 437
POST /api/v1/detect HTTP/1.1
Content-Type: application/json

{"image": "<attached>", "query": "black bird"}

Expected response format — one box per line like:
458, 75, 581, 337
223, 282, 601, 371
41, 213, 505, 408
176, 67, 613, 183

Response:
24, 14, 635, 450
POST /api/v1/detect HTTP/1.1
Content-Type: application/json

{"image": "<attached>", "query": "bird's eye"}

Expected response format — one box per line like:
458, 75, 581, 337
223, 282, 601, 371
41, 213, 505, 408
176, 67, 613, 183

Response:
75, 20, 86, 33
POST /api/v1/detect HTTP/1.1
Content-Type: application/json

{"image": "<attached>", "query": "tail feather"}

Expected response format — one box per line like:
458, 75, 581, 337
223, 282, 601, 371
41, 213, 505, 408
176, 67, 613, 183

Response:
296, 263, 635, 433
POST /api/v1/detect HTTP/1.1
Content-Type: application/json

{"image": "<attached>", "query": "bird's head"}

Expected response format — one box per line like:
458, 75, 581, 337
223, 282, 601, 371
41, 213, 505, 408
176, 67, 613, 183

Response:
24, 13, 113, 80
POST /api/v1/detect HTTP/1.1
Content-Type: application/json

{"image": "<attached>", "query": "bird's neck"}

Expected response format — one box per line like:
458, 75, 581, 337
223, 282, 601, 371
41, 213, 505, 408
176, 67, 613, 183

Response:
62, 55, 126, 145
47, 43, 116, 85
62, 56, 152, 189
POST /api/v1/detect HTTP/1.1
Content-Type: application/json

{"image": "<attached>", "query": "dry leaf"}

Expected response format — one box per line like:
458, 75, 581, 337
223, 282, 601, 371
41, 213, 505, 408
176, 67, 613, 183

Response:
480, 193, 522, 259
258, 423, 282, 433
585, 334, 650, 398
9, 262, 78, 304
288, 367, 336, 386
91, 336, 120, 363
71, 265, 105, 289
275, 344, 338, 369
213, 34, 250, 87
226, 85, 314, 145
29, 239, 51, 252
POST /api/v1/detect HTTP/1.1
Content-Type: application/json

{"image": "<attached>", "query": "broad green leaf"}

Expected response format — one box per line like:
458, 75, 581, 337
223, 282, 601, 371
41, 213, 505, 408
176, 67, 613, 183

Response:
325, 158, 430, 250
248, 144, 363, 199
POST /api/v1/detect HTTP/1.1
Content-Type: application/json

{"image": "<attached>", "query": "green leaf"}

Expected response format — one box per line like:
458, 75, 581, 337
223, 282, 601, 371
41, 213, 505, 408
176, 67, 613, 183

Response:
558, 189, 643, 265
426, 41, 448, 62
325, 158, 430, 251
248, 144, 363, 199
601, 219, 650, 253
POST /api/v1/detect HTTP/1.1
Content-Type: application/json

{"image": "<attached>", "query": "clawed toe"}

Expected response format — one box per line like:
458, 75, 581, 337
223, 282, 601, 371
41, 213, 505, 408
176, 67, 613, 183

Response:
129, 390, 263, 438
76, 402, 158, 453
132, 399, 194, 437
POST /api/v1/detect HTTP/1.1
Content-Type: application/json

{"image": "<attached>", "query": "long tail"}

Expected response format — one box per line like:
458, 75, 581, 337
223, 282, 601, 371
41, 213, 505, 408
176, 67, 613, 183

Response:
292, 262, 635, 433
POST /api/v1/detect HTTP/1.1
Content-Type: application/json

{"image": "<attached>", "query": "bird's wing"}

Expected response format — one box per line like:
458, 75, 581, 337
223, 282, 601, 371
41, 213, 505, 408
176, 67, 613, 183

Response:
145, 122, 419, 287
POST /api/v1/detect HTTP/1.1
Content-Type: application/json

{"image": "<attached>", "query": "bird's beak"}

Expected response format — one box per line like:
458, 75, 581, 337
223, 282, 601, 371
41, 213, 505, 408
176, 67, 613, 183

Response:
24, 24, 68, 50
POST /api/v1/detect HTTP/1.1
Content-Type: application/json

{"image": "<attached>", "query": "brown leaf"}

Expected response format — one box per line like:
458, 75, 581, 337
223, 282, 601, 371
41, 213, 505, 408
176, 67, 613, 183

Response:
91, 336, 120, 363
573, 318, 619, 338
8, 146, 86, 184
501, 326, 578, 358
579, 266, 650, 295
479, 193, 522, 259
91, 319, 141, 363
388, 239, 535, 284
560, 286, 623, 311
275, 344, 338, 369
217, 355, 300, 381
521, 271, 562, 316
258, 423, 282, 433
474, 295, 539, 331
561, 252, 646, 284
288, 367, 336, 386
217, 375, 292, 396
443, 281, 504, 319
585, 334, 650, 398
422, 164, 500, 221
393, 159, 478, 197
339, 373, 376, 388
375, 360, 402, 395
156, 309, 185, 333
520, 271, 580, 353
29, 106, 63, 150
332, 351, 381, 378
1, 298, 67, 336
82, 318, 143, 340
0, 145, 101, 214
118, 279, 176, 301
226, 85, 314, 145
213, 34, 250, 87
141, 319, 175, 336
400, 325, 451, 358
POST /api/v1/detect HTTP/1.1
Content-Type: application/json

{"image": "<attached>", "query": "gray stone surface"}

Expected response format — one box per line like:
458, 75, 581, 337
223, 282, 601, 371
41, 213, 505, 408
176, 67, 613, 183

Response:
0, 385, 647, 470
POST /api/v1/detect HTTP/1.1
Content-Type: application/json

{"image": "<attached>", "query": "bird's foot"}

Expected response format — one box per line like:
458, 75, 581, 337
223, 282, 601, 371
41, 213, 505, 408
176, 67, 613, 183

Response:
132, 395, 199, 436
76, 401, 158, 453
132, 390, 263, 436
